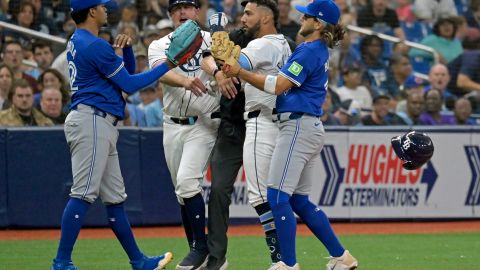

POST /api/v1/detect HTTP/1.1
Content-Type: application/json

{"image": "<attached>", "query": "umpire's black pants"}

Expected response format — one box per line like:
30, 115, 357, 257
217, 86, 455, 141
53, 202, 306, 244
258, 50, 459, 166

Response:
207, 120, 245, 260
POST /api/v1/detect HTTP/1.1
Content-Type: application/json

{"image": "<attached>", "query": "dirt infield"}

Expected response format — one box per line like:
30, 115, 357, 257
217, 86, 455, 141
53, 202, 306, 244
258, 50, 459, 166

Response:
1, 221, 479, 240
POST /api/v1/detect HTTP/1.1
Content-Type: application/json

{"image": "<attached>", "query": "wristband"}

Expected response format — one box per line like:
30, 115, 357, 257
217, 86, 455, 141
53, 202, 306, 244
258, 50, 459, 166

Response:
264, 75, 277, 95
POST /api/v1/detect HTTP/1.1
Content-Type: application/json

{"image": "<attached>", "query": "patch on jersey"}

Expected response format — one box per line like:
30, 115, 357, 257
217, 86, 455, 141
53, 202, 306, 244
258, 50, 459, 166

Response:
288, 61, 303, 76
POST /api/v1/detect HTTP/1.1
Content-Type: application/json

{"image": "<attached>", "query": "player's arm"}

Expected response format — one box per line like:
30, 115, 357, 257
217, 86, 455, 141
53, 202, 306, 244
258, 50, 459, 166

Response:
236, 69, 294, 95
109, 61, 176, 94
201, 55, 239, 99
152, 63, 207, 97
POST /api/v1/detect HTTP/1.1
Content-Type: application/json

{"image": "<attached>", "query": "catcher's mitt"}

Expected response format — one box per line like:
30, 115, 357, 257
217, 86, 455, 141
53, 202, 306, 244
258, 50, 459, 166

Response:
166, 20, 203, 66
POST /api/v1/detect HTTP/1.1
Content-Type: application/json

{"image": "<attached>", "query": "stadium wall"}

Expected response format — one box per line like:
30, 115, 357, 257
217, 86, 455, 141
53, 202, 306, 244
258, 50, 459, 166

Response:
0, 127, 479, 228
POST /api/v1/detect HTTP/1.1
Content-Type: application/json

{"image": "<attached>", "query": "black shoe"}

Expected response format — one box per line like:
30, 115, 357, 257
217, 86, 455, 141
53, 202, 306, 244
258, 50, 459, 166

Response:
175, 249, 209, 270
206, 256, 228, 270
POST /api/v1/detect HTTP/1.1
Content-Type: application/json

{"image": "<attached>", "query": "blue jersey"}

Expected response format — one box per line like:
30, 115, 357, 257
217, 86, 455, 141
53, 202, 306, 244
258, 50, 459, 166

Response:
67, 29, 126, 118
277, 40, 329, 116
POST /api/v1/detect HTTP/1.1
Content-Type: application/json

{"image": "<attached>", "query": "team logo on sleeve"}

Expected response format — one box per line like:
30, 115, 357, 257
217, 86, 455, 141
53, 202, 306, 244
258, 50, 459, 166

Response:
288, 61, 303, 76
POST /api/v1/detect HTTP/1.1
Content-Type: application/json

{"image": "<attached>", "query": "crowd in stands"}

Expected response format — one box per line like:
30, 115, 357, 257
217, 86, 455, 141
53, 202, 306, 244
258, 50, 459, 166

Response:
0, 0, 479, 127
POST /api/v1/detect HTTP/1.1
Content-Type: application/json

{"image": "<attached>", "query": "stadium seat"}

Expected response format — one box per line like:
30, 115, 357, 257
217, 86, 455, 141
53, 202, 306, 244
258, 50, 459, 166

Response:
401, 21, 431, 43
410, 56, 432, 75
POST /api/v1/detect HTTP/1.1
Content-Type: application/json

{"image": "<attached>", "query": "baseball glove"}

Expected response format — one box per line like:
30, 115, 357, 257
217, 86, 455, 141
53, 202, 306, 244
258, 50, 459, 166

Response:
211, 31, 241, 77
166, 20, 203, 66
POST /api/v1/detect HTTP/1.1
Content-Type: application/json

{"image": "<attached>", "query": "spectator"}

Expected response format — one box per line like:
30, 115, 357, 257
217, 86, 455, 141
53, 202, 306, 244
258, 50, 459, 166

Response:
409, 17, 463, 64
0, 64, 14, 110
361, 94, 389, 125
395, 0, 415, 23
142, 81, 164, 127
321, 89, 342, 125
465, 0, 480, 28
278, 0, 300, 42
387, 53, 413, 99
395, 75, 427, 113
0, 79, 53, 126
145, 0, 169, 19
447, 27, 480, 97
99, 28, 114, 44
329, 31, 362, 77
117, 22, 145, 59
424, 63, 456, 109
25, 40, 55, 79
37, 68, 70, 112
359, 35, 389, 96
335, 0, 357, 25
2, 40, 38, 92
156, 18, 174, 38
142, 25, 161, 50
413, 0, 458, 23
29, 0, 59, 35
450, 97, 476, 125
357, 0, 405, 39
335, 65, 372, 112
4, 1, 37, 48
117, 4, 139, 34
396, 91, 425, 125
419, 88, 456, 125
40, 87, 66, 125
333, 99, 361, 126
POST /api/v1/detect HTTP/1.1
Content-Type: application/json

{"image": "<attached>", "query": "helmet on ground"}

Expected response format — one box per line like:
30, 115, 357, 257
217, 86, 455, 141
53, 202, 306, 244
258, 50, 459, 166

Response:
391, 131, 434, 170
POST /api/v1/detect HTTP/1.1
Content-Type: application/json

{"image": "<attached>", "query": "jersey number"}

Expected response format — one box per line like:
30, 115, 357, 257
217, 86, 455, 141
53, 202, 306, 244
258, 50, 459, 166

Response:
68, 61, 78, 92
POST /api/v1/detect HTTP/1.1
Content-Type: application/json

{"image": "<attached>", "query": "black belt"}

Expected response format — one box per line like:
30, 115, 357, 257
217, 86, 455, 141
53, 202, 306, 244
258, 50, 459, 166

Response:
244, 108, 278, 120
170, 111, 221, 125
73, 104, 118, 126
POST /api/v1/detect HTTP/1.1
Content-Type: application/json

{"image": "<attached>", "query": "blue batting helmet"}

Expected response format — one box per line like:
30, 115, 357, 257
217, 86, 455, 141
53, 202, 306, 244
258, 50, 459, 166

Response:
391, 131, 434, 170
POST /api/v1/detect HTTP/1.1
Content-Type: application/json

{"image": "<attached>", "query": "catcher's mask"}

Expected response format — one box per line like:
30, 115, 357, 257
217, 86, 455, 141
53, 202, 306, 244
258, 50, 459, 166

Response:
391, 131, 434, 170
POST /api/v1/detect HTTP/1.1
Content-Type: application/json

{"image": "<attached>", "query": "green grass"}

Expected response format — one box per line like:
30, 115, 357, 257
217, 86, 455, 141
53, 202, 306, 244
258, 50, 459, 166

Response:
0, 233, 479, 269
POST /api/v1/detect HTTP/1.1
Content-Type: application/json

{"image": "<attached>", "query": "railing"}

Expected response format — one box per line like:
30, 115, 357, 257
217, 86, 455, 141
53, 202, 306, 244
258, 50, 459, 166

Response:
0, 21, 67, 44
346, 25, 440, 79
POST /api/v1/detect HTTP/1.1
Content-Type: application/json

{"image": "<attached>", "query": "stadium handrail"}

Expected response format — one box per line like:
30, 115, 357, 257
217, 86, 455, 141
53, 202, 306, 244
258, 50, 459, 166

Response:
346, 25, 440, 79
0, 21, 67, 44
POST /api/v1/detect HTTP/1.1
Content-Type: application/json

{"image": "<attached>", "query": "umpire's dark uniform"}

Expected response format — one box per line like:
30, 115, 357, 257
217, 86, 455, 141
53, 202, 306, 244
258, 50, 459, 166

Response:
206, 29, 251, 268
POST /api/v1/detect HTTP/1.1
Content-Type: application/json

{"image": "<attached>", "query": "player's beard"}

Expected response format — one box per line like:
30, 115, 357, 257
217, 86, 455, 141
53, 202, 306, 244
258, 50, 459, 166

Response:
299, 26, 315, 37
244, 21, 261, 38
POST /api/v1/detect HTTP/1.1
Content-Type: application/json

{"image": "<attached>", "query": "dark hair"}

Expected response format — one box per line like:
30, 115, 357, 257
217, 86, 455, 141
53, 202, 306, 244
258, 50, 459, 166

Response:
389, 53, 408, 68
9, 79, 33, 100
0, 64, 14, 97
360, 35, 384, 56
31, 40, 53, 53
14, 1, 37, 23
2, 39, 22, 53
38, 68, 70, 106
71, 8, 92, 24
244, 0, 279, 27
432, 18, 457, 39
321, 23, 346, 49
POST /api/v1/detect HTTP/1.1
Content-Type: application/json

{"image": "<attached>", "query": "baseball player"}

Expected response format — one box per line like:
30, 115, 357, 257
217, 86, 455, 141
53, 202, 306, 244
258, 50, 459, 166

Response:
51, 0, 202, 269
215, 0, 358, 269
230, 0, 292, 266
148, 0, 220, 269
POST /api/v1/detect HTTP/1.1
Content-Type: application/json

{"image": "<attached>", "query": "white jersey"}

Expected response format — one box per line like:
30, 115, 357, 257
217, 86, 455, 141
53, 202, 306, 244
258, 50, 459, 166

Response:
148, 30, 219, 117
241, 34, 291, 112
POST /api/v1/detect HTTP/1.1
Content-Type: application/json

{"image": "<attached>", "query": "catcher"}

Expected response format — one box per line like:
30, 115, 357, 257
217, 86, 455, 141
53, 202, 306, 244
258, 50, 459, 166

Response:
50, 0, 202, 269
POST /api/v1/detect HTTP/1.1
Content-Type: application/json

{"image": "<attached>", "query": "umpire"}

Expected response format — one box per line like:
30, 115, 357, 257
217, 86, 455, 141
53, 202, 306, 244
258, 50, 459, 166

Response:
203, 27, 250, 270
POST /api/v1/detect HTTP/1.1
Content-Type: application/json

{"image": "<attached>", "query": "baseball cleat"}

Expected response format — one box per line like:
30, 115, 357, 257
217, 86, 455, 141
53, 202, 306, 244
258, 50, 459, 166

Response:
131, 252, 174, 270
267, 261, 300, 270
51, 259, 78, 270
326, 250, 358, 270
176, 249, 209, 270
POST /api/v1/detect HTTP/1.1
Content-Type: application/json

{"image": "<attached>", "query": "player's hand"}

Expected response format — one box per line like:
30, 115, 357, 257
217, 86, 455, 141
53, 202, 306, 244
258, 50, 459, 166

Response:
215, 70, 239, 99
222, 57, 241, 78
183, 77, 207, 96
113, 34, 133, 49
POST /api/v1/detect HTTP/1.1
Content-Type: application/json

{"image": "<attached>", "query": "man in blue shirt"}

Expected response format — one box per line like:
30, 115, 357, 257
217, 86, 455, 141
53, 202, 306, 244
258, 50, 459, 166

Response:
50, 0, 187, 269
218, 0, 358, 269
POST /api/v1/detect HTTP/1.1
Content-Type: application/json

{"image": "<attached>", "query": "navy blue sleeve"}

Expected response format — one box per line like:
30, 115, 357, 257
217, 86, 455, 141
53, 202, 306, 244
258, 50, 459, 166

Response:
109, 63, 169, 94
123, 47, 136, 74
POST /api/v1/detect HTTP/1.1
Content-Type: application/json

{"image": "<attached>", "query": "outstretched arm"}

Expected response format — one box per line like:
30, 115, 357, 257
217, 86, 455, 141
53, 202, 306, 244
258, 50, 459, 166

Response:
236, 68, 295, 96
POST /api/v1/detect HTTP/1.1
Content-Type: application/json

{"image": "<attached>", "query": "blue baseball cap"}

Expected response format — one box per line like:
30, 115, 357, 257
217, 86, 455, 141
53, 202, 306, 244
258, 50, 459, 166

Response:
70, 0, 111, 12
295, 0, 340, 25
